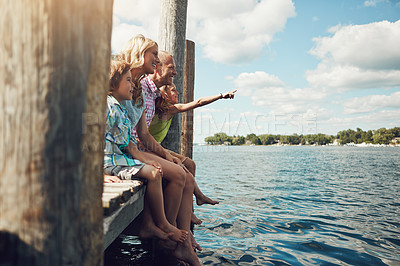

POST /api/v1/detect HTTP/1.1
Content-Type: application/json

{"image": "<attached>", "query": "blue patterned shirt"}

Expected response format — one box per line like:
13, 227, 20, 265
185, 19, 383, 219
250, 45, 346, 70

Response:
104, 95, 143, 168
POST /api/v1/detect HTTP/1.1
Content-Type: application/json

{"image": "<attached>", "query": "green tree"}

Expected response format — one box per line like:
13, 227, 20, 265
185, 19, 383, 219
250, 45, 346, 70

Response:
388, 127, 400, 138
372, 128, 394, 144
259, 134, 275, 145
246, 133, 261, 145
232, 135, 245, 145
337, 129, 356, 144
361, 130, 373, 143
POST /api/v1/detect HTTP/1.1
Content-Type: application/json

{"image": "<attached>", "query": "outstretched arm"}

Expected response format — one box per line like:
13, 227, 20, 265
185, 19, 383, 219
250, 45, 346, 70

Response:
168, 90, 237, 115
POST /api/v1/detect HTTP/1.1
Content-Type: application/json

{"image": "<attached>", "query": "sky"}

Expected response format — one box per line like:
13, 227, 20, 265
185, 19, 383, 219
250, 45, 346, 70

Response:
112, 0, 400, 143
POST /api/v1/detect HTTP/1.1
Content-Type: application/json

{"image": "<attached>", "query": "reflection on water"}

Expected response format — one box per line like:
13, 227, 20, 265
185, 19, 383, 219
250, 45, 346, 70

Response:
105, 146, 400, 265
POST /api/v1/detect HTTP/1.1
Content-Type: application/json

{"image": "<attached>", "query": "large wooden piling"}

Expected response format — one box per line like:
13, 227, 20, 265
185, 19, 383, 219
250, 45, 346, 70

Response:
181, 40, 195, 159
158, 0, 188, 153
0, 1, 113, 265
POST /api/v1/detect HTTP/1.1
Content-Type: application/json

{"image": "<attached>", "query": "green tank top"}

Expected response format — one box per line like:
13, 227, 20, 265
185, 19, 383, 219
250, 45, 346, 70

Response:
148, 115, 173, 143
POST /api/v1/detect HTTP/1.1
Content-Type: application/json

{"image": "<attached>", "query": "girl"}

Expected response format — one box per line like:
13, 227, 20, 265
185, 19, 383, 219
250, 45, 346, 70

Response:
150, 84, 236, 144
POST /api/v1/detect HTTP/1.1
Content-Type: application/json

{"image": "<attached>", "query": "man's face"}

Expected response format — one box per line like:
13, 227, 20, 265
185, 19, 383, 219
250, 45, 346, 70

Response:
158, 56, 177, 86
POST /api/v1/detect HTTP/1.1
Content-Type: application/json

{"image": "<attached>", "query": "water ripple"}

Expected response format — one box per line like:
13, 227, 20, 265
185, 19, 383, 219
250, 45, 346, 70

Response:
105, 146, 400, 265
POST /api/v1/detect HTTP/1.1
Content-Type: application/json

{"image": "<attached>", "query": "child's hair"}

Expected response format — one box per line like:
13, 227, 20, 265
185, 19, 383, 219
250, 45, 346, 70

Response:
154, 85, 173, 118
109, 59, 131, 93
120, 34, 157, 69
109, 59, 144, 107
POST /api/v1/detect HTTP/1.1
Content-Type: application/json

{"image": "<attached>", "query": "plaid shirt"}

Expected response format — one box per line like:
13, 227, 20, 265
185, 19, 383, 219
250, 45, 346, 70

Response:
132, 76, 160, 138
104, 95, 143, 168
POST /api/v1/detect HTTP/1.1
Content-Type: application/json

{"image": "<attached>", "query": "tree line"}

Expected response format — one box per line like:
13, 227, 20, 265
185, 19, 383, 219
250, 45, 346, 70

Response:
204, 127, 400, 145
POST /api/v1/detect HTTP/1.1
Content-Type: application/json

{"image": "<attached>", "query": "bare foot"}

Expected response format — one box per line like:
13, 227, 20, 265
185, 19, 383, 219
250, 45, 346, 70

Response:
191, 212, 202, 225
139, 222, 172, 241
173, 238, 202, 266
190, 231, 202, 251
160, 224, 188, 243
159, 238, 178, 250
195, 194, 219, 206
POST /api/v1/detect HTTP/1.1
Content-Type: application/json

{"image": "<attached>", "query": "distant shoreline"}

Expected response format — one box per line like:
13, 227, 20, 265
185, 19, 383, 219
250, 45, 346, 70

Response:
195, 143, 400, 147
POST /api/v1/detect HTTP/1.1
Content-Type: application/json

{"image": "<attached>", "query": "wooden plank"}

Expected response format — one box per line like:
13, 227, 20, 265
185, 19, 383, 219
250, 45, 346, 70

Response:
102, 180, 144, 215
103, 187, 132, 202
102, 193, 121, 216
103, 184, 146, 250
104, 180, 142, 191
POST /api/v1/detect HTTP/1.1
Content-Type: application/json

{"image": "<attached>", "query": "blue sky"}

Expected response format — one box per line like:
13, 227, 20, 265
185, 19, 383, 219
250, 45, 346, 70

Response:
112, 0, 400, 143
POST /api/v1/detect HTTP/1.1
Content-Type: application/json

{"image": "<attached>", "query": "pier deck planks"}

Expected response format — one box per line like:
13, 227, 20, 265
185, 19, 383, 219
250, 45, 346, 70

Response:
103, 180, 146, 250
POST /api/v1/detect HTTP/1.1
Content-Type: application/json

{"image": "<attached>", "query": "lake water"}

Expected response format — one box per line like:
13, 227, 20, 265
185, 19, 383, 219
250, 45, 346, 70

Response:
104, 145, 400, 265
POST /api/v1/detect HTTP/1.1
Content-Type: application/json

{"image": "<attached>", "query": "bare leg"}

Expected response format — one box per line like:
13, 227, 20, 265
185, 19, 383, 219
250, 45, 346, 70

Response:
173, 172, 201, 266
139, 203, 172, 241
135, 165, 187, 242
190, 231, 202, 251
191, 212, 202, 225
142, 153, 201, 265
143, 152, 187, 225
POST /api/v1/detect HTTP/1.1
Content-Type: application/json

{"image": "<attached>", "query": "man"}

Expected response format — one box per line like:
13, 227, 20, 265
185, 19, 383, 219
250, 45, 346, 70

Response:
137, 51, 219, 224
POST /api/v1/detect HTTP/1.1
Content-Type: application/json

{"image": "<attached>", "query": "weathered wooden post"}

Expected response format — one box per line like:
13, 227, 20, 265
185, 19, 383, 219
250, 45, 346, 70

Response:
0, 1, 113, 265
181, 40, 195, 158
158, 0, 188, 153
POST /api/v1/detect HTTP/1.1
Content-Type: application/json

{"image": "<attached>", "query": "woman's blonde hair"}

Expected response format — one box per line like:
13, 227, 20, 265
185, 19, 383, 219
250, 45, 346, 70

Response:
120, 34, 157, 69
118, 34, 156, 107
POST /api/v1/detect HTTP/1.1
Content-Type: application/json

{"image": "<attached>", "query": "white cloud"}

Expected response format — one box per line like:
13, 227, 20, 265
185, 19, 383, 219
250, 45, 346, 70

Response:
234, 71, 285, 96
233, 71, 328, 113
307, 19, 400, 91
364, 1, 377, 7
194, 107, 235, 114
343, 91, 400, 114
113, 0, 160, 26
187, 0, 296, 64
306, 65, 400, 91
310, 20, 400, 70
112, 0, 296, 64
112, 0, 159, 53
321, 109, 400, 133
111, 22, 149, 54
363, 0, 393, 7
363, 109, 400, 127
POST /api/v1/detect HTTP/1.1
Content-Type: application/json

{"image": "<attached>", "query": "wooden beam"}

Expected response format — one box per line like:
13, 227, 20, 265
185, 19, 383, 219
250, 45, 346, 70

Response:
181, 40, 195, 158
103, 184, 145, 250
0, 1, 113, 265
158, 0, 188, 153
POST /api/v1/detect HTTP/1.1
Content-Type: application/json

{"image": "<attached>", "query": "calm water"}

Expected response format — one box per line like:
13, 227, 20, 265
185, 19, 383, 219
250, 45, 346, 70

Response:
105, 146, 400, 265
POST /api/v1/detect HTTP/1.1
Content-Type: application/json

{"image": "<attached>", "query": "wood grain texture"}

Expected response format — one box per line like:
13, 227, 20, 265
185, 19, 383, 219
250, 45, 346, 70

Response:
0, 0, 113, 265
103, 185, 145, 250
158, 0, 188, 153
181, 40, 195, 158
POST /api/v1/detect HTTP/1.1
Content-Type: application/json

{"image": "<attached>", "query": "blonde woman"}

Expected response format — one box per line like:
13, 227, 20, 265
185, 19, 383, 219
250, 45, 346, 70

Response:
120, 35, 201, 266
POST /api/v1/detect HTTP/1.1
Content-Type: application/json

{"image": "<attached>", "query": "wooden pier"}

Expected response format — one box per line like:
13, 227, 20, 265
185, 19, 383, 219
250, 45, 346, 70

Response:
102, 181, 146, 250
0, 1, 191, 264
